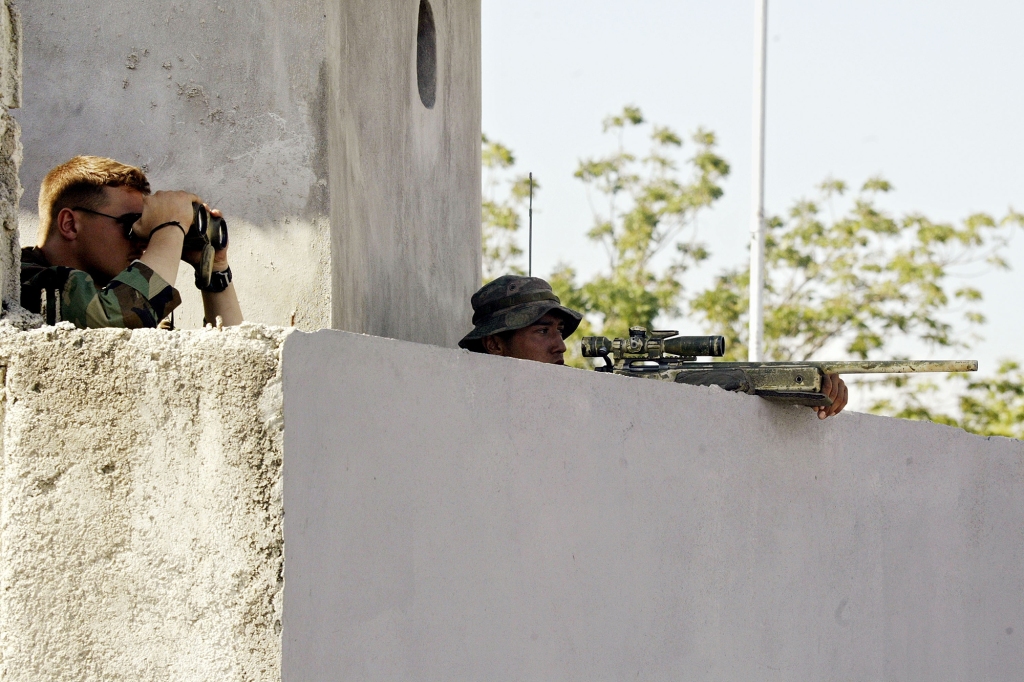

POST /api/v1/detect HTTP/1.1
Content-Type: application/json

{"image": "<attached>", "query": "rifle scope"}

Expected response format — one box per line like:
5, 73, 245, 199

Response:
581, 334, 725, 359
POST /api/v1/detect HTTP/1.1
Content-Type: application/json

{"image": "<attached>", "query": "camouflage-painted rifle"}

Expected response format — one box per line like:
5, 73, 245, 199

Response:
581, 326, 977, 407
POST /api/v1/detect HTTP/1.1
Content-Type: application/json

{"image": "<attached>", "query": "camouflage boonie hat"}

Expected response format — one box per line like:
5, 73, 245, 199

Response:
459, 275, 583, 352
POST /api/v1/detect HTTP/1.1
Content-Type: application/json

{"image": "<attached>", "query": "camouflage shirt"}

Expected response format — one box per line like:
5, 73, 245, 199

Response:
20, 247, 181, 328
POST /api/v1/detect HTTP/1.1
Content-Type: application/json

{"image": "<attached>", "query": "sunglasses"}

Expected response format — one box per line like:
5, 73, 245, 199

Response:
71, 206, 145, 241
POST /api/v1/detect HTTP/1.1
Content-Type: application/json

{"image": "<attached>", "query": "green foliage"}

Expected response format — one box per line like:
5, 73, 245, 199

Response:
551, 106, 729, 345
869, 360, 1024, 439
691, 178, 1024, 362
481, 134, 537, 281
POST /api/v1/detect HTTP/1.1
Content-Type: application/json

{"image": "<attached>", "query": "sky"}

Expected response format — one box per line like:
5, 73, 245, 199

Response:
482, 0, 1024, 385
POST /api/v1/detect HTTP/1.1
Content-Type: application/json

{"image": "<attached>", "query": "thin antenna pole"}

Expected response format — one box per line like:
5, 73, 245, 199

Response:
748, 0, 768, 362
528, 172, 533, 277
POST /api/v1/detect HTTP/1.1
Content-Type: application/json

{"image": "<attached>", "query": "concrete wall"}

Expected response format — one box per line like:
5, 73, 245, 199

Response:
282, 329, 1024, 681
16, 0, 330, 329
0, 323, 287, 681
328, 0, 481, 347
0, 0, 19, 308
17, 0, 483, 342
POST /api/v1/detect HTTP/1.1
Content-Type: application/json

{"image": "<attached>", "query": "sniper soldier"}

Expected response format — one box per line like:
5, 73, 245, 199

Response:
21, 156, 241, 328
461, 274, 848, 419
459, 275, 582, 365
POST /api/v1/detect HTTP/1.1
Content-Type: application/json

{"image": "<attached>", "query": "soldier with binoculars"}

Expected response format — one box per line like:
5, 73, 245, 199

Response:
21, 155, 241, 329
460, 274, 848, 419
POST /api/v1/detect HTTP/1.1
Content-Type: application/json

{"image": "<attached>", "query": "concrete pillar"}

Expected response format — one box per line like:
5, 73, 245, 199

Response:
0, 0, 20, 308
0, 325, 287, 680
328, 0, 481, 347
15, 0, 482, 344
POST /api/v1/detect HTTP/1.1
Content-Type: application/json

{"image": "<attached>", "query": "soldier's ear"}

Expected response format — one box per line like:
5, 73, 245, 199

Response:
55, 208, 80, 242
481, 334, 506, 356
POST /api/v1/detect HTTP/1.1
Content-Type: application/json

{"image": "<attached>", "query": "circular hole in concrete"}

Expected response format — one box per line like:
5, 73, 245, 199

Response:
417, 0, 437, 108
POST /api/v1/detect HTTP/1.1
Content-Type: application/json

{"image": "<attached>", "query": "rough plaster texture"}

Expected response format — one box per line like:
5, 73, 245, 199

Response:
0, 323, 287, 681
16, 0, 330, 330
283, 329, 1024, 681
0, 0, 20, 308
328, 0, 481, 346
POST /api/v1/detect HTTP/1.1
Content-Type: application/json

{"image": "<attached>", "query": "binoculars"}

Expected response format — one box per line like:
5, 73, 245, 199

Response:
184, 202, 228, 289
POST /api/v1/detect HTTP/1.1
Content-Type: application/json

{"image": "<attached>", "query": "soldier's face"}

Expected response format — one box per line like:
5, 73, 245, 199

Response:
76, 186, 145, 283
491, 313, 568, 364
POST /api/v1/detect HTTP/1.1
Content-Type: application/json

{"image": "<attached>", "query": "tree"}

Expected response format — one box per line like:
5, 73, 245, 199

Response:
481, 134, 536, 282
549, 106, 730, 345
869, 361, 1024, 439
690, 178, 1023, 361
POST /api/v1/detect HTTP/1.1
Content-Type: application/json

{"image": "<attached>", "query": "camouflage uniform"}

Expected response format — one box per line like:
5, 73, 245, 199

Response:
459, 275, 583, 352
20, 246, 181, 328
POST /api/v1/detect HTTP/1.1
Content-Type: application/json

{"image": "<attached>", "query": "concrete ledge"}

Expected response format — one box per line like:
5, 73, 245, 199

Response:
0, 324, 287, 681
4, 324, 1021, 680
283, 329, 1024, 681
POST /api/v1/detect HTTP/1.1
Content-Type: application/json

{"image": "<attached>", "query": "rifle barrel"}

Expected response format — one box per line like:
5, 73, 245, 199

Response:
664, 360, 978, 374
814, 360, 978, 374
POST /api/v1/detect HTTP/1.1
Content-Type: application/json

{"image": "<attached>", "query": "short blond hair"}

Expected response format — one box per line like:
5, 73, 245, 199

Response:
37, 156, 150, 246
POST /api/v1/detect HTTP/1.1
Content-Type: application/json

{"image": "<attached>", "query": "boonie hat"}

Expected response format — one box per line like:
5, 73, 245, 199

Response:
459, 275, 583, 352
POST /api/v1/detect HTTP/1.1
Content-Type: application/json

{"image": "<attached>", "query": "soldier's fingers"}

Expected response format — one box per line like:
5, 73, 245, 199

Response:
835, 380, 849, 415
823, 378, 848, 417
828, 373, 842, 401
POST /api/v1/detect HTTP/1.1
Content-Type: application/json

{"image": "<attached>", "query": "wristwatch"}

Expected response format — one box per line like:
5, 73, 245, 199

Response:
201, 266, 232, 293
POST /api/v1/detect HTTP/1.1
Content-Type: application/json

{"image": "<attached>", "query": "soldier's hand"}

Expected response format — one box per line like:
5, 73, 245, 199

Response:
132, 190, 200, 241
815, 373, 848, 419
210, 207, 230, 272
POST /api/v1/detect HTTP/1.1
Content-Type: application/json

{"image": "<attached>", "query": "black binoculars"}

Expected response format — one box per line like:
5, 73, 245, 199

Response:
184, 202, 228, 289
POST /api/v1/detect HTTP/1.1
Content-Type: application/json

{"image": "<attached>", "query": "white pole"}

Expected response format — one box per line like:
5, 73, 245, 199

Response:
748, 0, 768, 362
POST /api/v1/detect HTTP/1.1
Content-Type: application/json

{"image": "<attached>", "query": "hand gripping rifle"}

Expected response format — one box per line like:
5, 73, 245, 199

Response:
581, 326, 977, 406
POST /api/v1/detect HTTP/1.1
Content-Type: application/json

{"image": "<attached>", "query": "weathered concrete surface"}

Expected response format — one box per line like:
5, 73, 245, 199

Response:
0, 0, 20, 308
328, 0, 481, 346
282, 329, 1024, 681
0, 323, 287, 680
15, 0, 330, 330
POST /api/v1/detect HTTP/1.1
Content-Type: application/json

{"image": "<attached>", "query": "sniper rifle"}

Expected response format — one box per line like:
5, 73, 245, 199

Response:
581, 326, 977, 406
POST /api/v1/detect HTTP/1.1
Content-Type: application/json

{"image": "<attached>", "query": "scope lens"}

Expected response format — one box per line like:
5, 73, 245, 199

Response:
580, 336, 612, 357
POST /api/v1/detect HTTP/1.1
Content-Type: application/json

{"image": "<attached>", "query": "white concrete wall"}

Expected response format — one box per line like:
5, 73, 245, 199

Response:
282, 329, 1024, 681
328, 0, 481, 347
16, 0, 330, 330
0, 323, 287, 681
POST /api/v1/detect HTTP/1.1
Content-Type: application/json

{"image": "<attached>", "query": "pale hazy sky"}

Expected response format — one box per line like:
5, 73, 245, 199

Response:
482, 0, 1024, 375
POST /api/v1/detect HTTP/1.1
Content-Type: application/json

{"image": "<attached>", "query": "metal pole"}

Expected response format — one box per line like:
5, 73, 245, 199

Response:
748, 0, 768, 362
528, 172, 533, 277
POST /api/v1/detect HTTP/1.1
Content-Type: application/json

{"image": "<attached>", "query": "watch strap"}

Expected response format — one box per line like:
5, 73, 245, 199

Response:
201, 266, 232, 293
